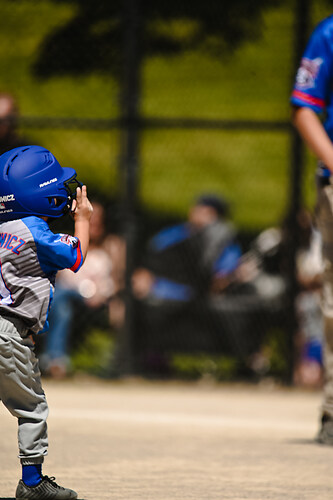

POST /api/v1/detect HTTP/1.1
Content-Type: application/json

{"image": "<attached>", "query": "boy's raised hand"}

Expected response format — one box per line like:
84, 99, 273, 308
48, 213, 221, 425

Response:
71, 185, 93, 221
72, 185, 93, 262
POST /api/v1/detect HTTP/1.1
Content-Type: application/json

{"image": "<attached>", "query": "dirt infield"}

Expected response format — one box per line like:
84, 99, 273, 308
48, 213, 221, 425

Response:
0, 377, 332, 499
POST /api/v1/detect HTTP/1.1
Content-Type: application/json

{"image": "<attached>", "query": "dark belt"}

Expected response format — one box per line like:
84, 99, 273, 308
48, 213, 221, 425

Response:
317, 164, 331, 187
317, 175, 331, 187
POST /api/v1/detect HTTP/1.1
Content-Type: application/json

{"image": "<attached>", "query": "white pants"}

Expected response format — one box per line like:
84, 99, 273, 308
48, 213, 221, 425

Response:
0, 316, 48, 464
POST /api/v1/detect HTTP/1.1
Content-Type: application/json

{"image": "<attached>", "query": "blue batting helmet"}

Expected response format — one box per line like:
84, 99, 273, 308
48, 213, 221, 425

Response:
0, 145, 82, 221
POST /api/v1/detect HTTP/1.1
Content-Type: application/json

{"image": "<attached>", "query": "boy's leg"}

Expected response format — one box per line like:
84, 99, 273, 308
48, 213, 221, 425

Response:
316, 183, 333, 441
0, 318, 78, 499
0, 320, 48, 464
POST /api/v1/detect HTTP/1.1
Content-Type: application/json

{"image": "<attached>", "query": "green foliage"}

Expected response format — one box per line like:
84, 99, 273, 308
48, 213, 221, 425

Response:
169, 326, 289, 381
0, 1, 116, 118
261, 328, 289, 377
170, 353, 239, 381
0, 0, 330, 230
0, 1, 325, 379
31, 0, 286, 79
140, 129, 290, 229
71, 328, 115, 376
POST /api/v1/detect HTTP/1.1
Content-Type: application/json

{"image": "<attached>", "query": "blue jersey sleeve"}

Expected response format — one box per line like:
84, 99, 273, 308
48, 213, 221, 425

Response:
291, 17, 333, 113
150, 223, 189, 252
213, 243, 241, 277
23, 216, 83, 275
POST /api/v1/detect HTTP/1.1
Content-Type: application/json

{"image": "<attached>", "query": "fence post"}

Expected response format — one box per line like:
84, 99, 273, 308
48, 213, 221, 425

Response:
286, 0, 311, 384
116, 0, 142, 375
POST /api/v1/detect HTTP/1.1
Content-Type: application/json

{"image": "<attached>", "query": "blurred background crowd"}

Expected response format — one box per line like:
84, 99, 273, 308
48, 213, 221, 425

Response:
0, 0, 329, 385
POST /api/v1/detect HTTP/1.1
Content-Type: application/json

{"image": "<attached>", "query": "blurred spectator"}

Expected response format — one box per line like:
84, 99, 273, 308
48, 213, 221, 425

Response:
293, 209, 324, 388
217, 224, 288, 374
133, 194, 241, 301
0, 93, 29, 154
132, 194, 242, 370
40, 201, 126, 378
241, 209, 324, 383
236, 226, 286, 301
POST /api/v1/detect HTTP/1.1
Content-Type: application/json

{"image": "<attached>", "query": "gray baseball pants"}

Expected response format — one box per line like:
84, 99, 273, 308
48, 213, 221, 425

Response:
0, 315, 48, 465
316, 181, 333, 418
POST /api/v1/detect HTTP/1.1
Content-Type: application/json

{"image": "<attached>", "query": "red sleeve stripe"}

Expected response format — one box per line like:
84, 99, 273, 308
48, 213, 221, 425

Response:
70, 242, 83, 272
291, 90, 325, 109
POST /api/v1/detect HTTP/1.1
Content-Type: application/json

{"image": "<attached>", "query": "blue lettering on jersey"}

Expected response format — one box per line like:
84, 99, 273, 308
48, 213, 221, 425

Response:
0, 233, 7, 246
4, 234, 11, 248
5, 235, 16, 250
0, 232, 26, 255
13, 238, 26, 255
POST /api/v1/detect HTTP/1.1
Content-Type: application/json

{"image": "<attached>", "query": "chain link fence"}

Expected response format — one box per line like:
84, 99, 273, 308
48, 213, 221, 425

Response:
0, 0, 329, 382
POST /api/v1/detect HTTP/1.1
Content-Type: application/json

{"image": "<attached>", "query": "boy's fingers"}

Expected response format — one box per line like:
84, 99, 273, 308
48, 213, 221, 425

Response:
75, 187, 82, 204
79, 185, 87, 202
71, 199, 77, 212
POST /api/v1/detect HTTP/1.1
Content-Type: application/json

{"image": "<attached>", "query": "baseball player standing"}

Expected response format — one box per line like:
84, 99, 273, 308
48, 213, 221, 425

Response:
0, 145, 92, 499
291, 15, 333, 444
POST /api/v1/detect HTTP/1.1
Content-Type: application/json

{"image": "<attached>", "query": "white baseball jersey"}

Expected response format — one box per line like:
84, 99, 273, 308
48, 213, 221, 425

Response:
0, 216, 83, 333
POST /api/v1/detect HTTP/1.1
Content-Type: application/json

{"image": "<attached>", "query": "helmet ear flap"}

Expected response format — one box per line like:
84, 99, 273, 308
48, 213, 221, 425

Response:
52, 197, 61, 207
47, 196, 69, 214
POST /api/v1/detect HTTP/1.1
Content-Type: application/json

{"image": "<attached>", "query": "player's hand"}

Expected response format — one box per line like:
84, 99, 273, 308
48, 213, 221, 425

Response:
71, 185, 93, 221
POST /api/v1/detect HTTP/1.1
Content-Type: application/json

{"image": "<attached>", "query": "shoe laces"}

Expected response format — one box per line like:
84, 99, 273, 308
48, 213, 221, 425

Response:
42, 476, 61, 489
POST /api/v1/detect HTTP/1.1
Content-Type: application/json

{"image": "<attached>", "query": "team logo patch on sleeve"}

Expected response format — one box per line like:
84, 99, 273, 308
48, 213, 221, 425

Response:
59, 234, 79, 248
296, 57, 323, 89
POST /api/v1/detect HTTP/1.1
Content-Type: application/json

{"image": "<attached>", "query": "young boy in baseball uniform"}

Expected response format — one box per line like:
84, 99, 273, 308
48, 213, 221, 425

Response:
0, 145, 92, 499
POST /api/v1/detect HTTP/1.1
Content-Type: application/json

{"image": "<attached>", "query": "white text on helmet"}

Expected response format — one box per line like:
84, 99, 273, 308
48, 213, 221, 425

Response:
0, 194, 15, 203
39, 178, 58, 188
